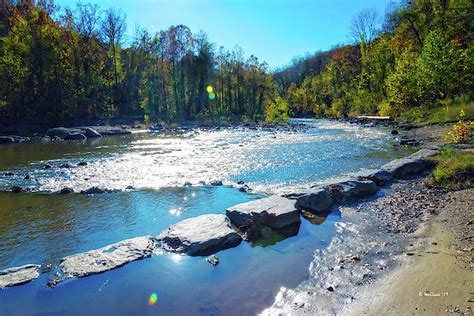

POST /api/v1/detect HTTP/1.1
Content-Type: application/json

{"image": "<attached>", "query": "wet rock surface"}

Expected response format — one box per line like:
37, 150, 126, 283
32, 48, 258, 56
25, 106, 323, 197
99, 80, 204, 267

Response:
58, 236, 157, 280
226, 196, 300, 241
158, 214, 242, 256
0, 264, 40, 288
290, 188, 334, 214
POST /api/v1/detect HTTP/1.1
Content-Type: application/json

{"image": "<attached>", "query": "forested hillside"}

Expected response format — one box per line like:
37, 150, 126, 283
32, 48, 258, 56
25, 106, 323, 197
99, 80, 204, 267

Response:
0, 0, 472, 126
277, 0, 473, 121
0, 0, 285, 124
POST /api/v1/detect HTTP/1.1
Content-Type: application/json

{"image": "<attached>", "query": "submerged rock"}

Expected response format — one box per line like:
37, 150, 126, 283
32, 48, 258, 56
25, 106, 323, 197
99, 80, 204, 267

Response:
381, 148, 437, 179
0, 264, 40, 288
210, 180, 223, 186
206, 255, 220, 266
158, 214, 242, 256
226, 196, 300, 241
77, 161, 88, 167
58, 236, 157, 279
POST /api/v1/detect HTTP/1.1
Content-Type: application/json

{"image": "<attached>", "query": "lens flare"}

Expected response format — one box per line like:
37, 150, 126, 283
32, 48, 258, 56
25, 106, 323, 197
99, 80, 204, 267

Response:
148, 293, 158, 306
208, 92, 216, 100
206, 85, 213, 93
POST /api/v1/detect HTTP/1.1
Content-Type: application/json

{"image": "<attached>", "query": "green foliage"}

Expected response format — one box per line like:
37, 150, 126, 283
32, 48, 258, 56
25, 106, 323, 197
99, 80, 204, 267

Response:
431, 147, 474, 189
417, 29, 462, 104
279, 0, 473, 122
264, 96, 289, 123
0, 2, 275, 124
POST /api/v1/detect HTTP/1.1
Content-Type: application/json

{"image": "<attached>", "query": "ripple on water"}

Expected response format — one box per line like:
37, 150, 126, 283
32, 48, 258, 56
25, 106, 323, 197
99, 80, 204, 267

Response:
0, 120, 408, 194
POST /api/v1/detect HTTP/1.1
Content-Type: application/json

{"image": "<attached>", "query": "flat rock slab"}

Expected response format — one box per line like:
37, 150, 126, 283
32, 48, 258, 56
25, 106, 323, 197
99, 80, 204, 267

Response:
325, 179, 378, 203
0, 264, 40, 288
382, 149, 437, 179
226, 196, 300, 240
59, 236, 156, 279
158, 214, 242, 256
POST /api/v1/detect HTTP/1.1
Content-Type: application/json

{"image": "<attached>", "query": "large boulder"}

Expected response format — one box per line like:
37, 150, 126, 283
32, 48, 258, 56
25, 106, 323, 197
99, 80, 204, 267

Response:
158, 214, 242, 256
0, 264, 40, 288
290, 188, 334, 214
226, 196, 300, 241
58, 236, 156, 280
381, 149, 437, 179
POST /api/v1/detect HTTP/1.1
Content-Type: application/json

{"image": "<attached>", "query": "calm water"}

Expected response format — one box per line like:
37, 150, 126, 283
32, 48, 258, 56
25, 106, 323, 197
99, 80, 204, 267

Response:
0, 119, 409, 315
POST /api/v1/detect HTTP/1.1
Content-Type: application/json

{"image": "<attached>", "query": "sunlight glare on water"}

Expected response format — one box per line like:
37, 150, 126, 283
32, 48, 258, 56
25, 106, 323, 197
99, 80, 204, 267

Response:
0, 119, 403, 195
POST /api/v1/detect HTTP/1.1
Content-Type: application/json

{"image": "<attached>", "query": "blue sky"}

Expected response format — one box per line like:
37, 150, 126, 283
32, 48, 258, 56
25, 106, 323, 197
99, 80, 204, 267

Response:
57, 0, 393, 69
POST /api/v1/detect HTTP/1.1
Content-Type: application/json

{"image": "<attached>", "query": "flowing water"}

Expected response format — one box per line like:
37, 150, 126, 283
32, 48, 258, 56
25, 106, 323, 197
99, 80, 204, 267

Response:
0, 119, 410, 315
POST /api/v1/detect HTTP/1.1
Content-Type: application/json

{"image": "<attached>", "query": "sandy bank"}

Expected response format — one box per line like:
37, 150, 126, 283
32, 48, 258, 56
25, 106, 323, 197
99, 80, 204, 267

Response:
346, 188, 473, 315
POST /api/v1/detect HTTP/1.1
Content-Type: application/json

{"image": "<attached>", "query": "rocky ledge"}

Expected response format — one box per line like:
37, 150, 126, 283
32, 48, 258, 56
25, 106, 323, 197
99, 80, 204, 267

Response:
158, 214, 242, 256
57, 236, 157, 282
226, 195, 300, 241
46, 126, 131, 141
0, 264, 40, 288
380, 148, 437, 179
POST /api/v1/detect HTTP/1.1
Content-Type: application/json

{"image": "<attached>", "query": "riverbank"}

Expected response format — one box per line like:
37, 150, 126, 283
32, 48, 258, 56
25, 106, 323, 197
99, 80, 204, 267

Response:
263, 172, 473, 315
348, 187, 473, 315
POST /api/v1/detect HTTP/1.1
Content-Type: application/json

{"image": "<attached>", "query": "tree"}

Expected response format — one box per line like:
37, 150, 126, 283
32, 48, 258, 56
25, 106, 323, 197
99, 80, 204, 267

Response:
350, 8, 380, 44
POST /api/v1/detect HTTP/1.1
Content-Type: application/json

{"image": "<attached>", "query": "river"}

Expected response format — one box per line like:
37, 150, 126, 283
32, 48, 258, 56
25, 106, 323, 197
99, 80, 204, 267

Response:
0, 119, 410, 315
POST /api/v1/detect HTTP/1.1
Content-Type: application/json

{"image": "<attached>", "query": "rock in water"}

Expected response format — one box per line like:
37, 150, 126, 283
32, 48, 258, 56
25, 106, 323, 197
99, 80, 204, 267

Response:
59, 187, 74, 194
206, 255, 220, 266
158, 214, 242, 256
381, 148, 437, 179
59, 236, 156, 279
226, 196, 300, 241
11, 186, 23, 193
80, 127, 102, 138
0, 264, 40, 288
64, 133, 87, 141
0, 136, 16, 144
80, 187, 106, 195
326, 179, 378, 203
290, 188, 334, 214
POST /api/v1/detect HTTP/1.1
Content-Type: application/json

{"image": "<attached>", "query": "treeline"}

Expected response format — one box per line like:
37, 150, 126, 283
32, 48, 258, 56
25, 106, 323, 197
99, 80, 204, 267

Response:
276, 0, 474, 119
0, 0, 287, 124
